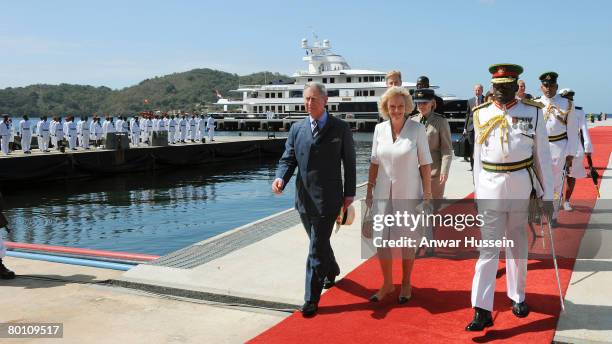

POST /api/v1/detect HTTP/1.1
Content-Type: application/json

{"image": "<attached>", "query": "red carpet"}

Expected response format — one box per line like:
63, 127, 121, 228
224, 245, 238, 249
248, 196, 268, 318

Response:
251, 127, 612, 344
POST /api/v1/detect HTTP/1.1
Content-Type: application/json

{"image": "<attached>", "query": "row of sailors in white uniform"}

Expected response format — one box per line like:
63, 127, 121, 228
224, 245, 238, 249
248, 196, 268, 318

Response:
138, 116, 216, 144
0, 115, 216, 154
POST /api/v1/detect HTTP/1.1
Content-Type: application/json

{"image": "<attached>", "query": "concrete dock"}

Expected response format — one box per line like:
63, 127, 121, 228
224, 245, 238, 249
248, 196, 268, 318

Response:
1, 120, 611, 343
0, 136, 286, 184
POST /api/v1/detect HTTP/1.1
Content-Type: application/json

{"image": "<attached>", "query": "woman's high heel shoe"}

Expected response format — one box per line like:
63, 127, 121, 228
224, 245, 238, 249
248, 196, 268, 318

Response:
369, 288, 395, 302
398, 287, 412, 304
398, 295, 411, 304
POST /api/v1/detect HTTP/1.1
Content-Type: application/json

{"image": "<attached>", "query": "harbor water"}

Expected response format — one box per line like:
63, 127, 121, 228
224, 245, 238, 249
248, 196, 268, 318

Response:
1, 131, 461, 255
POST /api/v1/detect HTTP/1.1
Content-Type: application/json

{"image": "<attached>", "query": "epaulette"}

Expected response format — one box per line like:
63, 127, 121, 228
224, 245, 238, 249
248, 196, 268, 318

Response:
471, 101, 492, 113
575, 106, 583, 110
521, 98, 545, 109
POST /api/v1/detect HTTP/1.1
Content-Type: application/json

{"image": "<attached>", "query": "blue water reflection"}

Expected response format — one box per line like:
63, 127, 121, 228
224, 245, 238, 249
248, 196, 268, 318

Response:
2, 132, 381, 255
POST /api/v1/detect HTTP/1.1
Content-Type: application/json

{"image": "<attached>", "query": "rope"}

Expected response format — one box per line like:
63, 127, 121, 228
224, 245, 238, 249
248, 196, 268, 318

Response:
474, 111, 510, 153
544, 100, 573, 124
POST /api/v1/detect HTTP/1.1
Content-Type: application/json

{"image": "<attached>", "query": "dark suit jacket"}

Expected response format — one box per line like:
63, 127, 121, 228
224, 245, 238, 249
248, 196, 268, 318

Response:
275, 114, 356, 216
464, 95, 485, 144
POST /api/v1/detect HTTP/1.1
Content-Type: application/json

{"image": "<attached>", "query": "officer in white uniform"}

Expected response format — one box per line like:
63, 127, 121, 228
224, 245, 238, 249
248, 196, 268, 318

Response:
207, 115, 215, 142
162, 114, 169, 131
156, 115, 167, 132
53, 117, 64, 150
168, 115, 178, 144
141, 115, 151, 144
0, 115, 11, 155
535, 72, 578, 221
18, 115, 33, 154
197, 115, 206, 142
139, 116, 147, 144
130, 116, 141, 146
102, 116, 116, 137
151, 116, 159, 133
7, 118, 14, 148
90, 117, 103, 148
178, 115, 187, 143
558, 89, 592, 210
466, 64, 554, 331
64, 116, 78, 150
49, 117, 57, 148
36, 116, 51, 152
115, 116, 124, 133
77, 116, 90, 149
188, 115, 197, 142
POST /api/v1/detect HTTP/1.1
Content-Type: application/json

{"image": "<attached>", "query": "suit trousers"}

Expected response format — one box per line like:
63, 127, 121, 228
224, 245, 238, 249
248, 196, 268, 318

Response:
471, 209, 528, 311
300, 212, 340, 303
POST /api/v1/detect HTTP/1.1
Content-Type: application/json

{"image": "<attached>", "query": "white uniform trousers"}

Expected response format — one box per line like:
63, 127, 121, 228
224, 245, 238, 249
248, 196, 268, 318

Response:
1, 135, 9, 155
168, 130, 176, 144
80, 130, 90, 149
471, 208, 528, 311
21, 131, 32, 152
131, 133, 140, 146
179, 128, 187, 142
208, 127, 215, 141
549, 140, 568, 218
189, 127, 196, 141
569, 155, 587, 178
40, 132, 50, 151
67, 133, 77, 149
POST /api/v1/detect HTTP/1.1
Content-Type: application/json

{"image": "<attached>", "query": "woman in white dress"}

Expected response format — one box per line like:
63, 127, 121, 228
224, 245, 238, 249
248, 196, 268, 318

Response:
366, 86, 433, 304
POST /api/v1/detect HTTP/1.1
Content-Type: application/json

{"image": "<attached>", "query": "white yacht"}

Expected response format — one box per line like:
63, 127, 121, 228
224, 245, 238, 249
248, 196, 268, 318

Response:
214, 38, 466, 132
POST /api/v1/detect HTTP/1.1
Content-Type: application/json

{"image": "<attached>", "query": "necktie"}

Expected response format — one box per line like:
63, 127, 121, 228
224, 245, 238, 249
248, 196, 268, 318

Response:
312, 120, 320, 138
420, 116, 427, 125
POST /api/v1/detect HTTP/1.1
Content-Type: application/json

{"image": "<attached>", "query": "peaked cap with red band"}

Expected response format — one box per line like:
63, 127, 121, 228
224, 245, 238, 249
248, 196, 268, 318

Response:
488, 63, 523, 84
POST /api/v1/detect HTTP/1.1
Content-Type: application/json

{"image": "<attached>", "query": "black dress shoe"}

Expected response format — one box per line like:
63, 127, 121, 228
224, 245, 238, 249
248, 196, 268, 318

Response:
0, 259, 16, 280
511, 301, 530, 318
300, 301, 318, 317
465, 307, 493, 331
323, 275, 336, 289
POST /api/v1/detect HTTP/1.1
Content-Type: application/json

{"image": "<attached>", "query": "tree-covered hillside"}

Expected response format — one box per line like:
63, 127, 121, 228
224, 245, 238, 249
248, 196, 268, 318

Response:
0, 69, 293, 117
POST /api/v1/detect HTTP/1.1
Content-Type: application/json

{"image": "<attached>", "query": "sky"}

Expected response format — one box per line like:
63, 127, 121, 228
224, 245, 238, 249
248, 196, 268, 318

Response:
1, 0, 610, 112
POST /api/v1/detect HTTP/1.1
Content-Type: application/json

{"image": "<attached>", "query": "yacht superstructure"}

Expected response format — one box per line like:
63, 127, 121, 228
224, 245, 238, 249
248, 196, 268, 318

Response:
214, 38, 419, 131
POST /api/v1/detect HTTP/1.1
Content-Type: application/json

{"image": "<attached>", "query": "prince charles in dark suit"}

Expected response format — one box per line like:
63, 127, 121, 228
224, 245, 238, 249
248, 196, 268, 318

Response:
272, 82, 356, 317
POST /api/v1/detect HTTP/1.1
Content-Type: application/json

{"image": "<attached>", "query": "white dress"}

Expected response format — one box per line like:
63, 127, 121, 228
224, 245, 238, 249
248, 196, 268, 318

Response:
371, 119, 432, 200
370, 119, 433, 247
